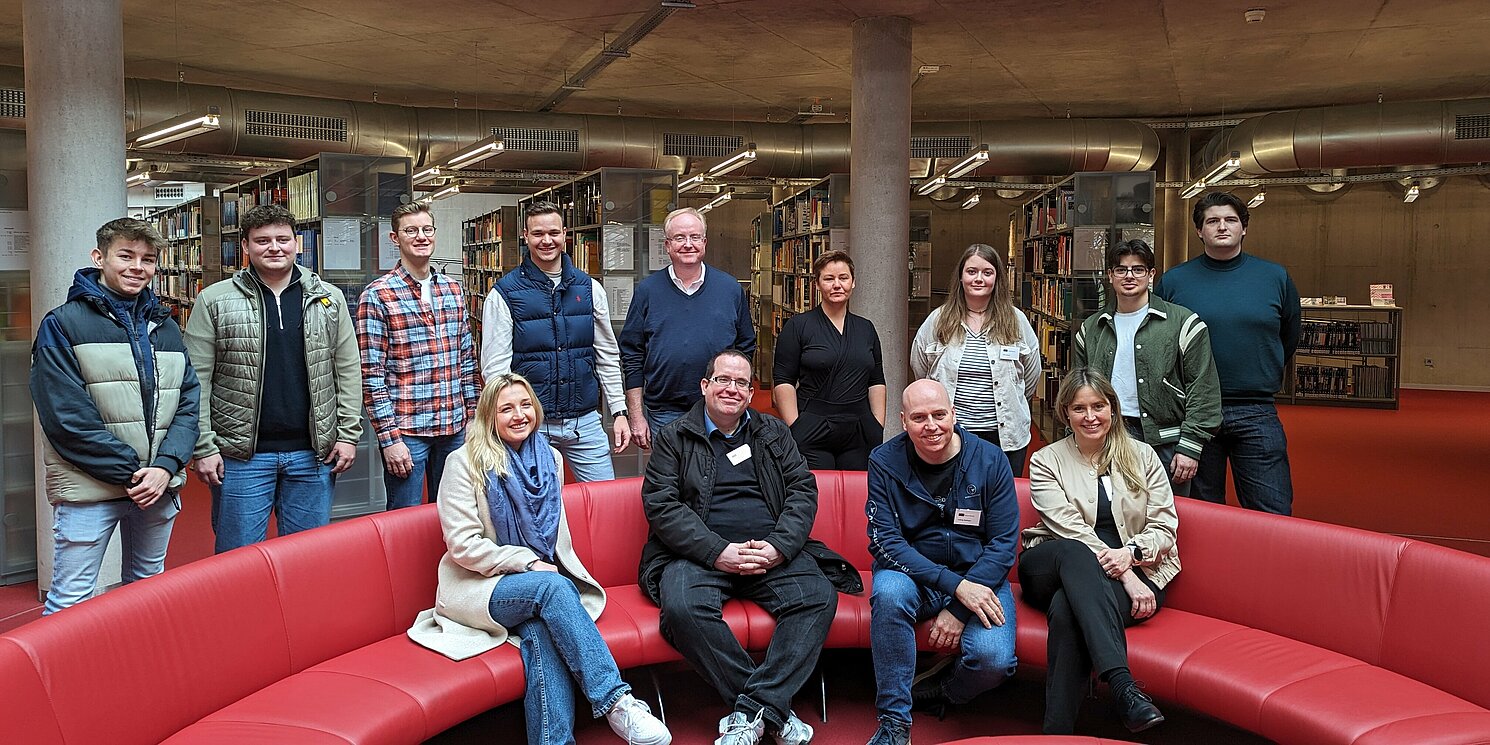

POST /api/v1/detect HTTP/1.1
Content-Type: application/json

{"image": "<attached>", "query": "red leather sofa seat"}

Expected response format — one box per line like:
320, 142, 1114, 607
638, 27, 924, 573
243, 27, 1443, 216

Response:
3, 472, 1489, 744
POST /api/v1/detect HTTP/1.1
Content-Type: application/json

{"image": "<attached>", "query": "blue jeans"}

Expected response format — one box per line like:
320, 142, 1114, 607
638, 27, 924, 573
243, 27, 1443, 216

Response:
541, 411, 615, 482
644, 407, 685, 436
384, 432, 465, 511
487, 571, 630, 745
212, 450, 334, 553
1193, 402, 1293, 514
870, 568, 1018, 725
45, 495, 180, 615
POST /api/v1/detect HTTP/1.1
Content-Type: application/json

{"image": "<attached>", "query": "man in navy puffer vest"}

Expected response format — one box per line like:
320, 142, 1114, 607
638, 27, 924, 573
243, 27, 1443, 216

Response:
481, 201, 630, 481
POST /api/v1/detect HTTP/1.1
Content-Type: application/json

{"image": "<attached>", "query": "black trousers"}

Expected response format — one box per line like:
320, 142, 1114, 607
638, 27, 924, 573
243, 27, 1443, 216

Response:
790, 401, 880, 471
657, 552, 838, 728
968, 429, 1029, 478
1017, 538, 1165, 734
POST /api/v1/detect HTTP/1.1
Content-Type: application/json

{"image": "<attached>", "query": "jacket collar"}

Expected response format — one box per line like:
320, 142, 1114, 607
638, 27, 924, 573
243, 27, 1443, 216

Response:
679, 398, 769, 443
1095, 295, 1171, 327
68, 267, 168, 323
235, 264, 329, 299
516, 253, 580, 290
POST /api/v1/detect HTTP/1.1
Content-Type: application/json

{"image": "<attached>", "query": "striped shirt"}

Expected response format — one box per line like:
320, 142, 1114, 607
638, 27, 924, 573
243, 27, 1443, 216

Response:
954, 328, 999, 431
357, 264, 481, 448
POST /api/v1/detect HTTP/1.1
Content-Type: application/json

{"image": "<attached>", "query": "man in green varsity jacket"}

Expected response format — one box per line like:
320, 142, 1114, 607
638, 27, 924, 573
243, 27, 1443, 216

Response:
1074, 239, 1220, 495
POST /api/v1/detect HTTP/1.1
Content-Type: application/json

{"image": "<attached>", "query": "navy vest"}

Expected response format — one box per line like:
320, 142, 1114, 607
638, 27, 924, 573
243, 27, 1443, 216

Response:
495, 256, 599, 419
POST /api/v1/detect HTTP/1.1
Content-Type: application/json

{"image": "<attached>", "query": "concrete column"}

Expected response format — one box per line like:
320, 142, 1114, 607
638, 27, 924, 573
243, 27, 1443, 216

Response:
850, 16, 912, 436
1160, 128, 1191, 271
25, 0, 127, 598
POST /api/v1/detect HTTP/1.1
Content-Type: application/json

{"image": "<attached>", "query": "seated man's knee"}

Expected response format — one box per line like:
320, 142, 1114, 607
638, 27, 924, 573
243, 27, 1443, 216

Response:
870, 570, 920, 618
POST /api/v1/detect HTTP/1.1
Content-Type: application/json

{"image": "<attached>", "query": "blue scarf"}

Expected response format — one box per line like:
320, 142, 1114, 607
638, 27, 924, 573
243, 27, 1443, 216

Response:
485, 431, 562, 562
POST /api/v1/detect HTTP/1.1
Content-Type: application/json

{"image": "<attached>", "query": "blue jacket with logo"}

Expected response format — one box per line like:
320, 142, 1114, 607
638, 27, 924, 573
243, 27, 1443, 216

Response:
866, 424, 1020, 623
494, 255, 598, 420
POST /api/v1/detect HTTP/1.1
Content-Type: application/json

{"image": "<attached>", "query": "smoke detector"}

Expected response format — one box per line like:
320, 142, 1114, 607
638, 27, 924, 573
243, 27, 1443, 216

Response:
1244, 8, 1266, 23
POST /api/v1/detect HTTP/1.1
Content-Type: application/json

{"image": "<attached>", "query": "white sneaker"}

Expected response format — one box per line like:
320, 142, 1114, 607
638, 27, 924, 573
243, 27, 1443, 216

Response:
772, 710, 814, 745
605, 693, 671, 745
715, 710, 765, 745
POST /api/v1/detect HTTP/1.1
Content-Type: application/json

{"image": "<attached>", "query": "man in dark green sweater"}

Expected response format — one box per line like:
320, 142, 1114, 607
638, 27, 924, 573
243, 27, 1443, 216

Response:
1155, 192, 1301, 515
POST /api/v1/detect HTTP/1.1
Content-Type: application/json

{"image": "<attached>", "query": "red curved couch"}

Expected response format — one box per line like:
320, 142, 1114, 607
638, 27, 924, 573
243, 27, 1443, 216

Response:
3, 472, 1488, 744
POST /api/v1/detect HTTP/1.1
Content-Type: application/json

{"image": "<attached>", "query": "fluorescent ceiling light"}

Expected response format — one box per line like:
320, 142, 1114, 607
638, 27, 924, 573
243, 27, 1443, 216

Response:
413, 166, 443, 185
1403, 184, 1420, 203
961, 191, 981, 210
1179, 179, 1206, 199
660, 0, 696, 8
1247, 190, 1266, 208
444, 136, 505, 170
678, 173, 706, 193
430, 183, 463, 201
126, 106, 221, 148
1200, 150, 1242, 185
125, 171, 154, 186
915, 175, 946, 197
706, 143, 756, 177
699, 190, 733, 213
946, 145, 990, 179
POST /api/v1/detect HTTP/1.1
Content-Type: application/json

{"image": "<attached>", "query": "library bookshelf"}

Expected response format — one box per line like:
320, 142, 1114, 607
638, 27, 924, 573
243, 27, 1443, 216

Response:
146, 195, 220, 328
1281, 304, 1402, 409
1014, 171, 1156, 440
756, 175, 849, 386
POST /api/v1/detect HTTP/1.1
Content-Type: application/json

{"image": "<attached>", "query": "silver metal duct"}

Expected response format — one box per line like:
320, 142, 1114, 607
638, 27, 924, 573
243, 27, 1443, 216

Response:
91, 72, 1156, 178
1201, 98, 1490, 175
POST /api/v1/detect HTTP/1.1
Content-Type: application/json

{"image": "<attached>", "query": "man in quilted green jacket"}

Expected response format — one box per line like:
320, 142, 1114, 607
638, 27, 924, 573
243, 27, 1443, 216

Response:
185, 204, 362, 552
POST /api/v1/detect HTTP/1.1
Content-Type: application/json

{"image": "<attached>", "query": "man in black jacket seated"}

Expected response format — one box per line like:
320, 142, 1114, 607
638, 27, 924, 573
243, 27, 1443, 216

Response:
640, 349, 860, 745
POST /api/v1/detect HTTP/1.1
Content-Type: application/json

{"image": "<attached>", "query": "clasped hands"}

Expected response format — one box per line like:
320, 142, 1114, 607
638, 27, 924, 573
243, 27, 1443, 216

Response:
929, 579, 1007, 650
713, 539, 782, 575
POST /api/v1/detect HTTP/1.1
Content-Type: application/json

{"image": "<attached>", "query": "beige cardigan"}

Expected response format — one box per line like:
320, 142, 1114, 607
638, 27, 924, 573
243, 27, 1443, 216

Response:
406, 448, 606, 661
1022, 436, 1181, 589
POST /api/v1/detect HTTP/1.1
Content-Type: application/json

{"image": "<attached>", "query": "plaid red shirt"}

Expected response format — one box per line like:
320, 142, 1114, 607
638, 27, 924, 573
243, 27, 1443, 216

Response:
357, 264, 481, 448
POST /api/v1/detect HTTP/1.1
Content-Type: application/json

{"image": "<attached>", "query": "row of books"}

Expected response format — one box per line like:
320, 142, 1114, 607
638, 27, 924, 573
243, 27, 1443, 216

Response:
1025, 276, 1101, 321
1034, 315, 1073, 371
158, 239, 204, 270
464, 212, 507, 245
774, 189, 830, 237
151, 204, 207, 240
1294, 364, 1391, 399
773, 274, 817, 314
154, 271, 202, 302
1025, 190, 1074, 236
773, 234, 831, 274
1298, 320, 1396, 355
286, 171, 321, 222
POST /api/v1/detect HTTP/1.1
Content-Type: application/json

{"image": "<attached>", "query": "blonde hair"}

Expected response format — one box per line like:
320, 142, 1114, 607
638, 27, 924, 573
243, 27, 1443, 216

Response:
1055, 368, 1149, 497
934, 243, 1021, 346
462, 373, 545, 479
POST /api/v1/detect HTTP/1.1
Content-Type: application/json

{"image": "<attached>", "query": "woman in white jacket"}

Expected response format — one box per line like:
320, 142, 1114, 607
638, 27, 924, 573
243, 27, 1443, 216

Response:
911, 243, 1041, 476
407, 373, 670, 745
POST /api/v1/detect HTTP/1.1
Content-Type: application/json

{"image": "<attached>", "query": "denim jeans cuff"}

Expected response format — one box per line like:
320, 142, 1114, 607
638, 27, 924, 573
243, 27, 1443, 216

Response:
593, 683, 630, 719
737, 694, 784, 729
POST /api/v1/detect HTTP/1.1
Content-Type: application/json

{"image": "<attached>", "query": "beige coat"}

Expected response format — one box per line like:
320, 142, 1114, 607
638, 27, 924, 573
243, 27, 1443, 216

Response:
406, 448, 605, 661
1022, 436, 1181, 588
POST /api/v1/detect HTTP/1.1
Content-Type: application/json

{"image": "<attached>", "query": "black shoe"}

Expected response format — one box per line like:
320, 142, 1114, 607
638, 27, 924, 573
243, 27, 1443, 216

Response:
865, 718, 911, 745
1113, 681, 1165, 733
909, 656, 953, 719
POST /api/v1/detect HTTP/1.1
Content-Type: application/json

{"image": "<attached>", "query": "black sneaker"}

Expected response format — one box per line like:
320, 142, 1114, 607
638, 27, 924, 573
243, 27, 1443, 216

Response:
1113, 681, 1165, 733
865, 718, 911, 745
909, 656, 953, 718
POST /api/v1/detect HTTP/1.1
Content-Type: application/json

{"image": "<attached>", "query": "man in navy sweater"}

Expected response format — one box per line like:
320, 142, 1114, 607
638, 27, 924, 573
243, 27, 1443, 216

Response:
621, 207, 756, 449
1155, 192, 1301, 514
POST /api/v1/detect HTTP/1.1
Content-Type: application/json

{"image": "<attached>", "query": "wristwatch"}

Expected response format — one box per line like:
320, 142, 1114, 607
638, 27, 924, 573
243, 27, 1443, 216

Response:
1128, 542, 1144, 562
613, 410, 628, 420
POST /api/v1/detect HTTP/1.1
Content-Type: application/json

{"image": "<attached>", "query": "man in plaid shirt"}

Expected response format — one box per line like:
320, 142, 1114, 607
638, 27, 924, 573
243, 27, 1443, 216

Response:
357, 203, 481, 510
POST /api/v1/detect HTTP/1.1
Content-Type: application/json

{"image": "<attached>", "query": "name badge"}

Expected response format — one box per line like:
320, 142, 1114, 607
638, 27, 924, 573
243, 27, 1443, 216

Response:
953, 508, 982, 526
726, 444, 752, 465
999, 345, 1020, 361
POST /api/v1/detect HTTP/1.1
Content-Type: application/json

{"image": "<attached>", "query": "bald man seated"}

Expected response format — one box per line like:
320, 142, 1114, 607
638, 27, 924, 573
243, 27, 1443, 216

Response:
862, 380, 1021, 745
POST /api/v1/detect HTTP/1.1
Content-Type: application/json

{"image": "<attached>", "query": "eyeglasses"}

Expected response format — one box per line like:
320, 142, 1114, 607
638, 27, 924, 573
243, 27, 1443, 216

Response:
1109, 266, 1152, 277
399, 226, 438, 237
667, 234, 705, 245
708, 375, 752, 390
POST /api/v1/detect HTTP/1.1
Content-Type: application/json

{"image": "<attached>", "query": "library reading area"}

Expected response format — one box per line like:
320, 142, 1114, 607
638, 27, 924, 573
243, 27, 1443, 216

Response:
2, 2, 1488, 744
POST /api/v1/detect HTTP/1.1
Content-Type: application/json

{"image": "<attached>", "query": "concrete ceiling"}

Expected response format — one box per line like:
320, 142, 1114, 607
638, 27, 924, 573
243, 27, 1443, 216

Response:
1, 0, 1489, 122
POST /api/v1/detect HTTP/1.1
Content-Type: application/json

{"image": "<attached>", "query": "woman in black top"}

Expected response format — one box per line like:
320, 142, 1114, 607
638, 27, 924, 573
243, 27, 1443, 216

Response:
772, 250, 886, 470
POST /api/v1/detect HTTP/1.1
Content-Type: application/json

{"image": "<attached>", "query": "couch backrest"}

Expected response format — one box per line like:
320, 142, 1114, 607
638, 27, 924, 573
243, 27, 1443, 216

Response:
563, 477, 654, 587
1380, 540, 1490, 709
809, 470, 872, 569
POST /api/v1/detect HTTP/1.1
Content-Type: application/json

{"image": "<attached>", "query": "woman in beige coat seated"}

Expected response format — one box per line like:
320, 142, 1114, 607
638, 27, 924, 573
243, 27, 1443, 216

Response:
408, 373, 671, 745
1019, 368, 1180, 736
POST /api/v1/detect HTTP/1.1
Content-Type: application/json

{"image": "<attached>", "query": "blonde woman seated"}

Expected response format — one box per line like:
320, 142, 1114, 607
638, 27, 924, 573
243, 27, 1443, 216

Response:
408, 373, 671, 745
1019, 368, 1179, 735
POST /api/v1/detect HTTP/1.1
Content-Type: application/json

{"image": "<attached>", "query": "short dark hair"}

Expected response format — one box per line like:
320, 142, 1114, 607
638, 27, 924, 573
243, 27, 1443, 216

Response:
812, 249, 854, 278
704, 349, 753, 380
1191, 192, 1249, 230
96, 218, 167, 255
240, 204, 295, 236
1108, 239, 1155, 270
391, 202, 432, 231
524, 201, 564, 232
